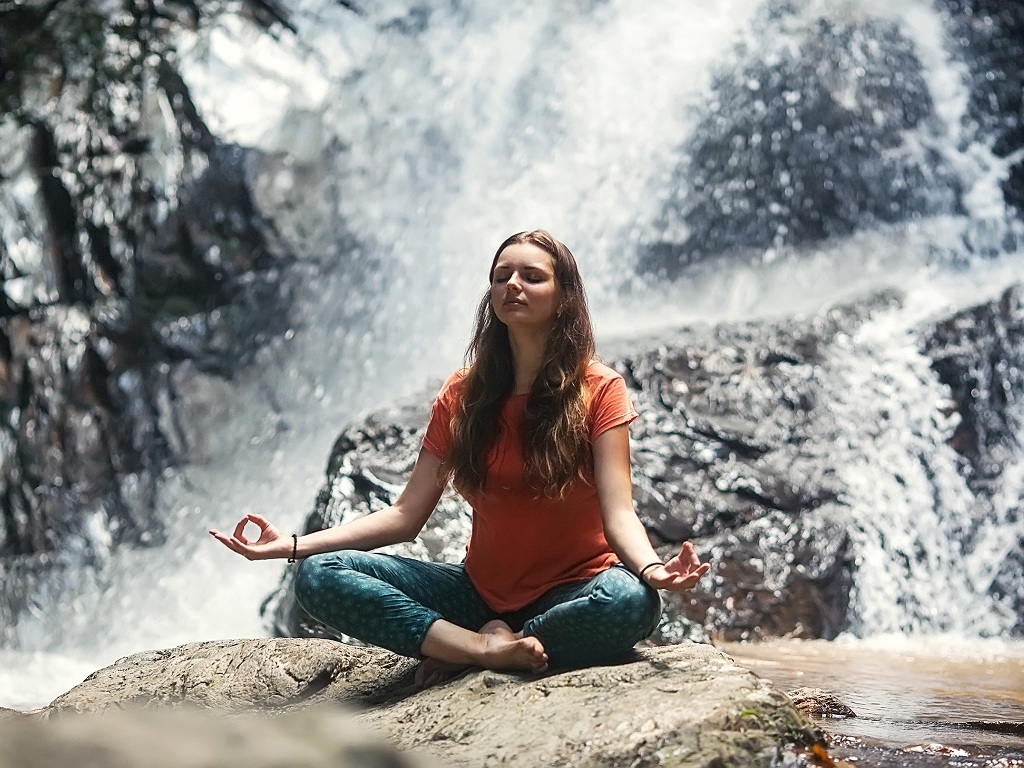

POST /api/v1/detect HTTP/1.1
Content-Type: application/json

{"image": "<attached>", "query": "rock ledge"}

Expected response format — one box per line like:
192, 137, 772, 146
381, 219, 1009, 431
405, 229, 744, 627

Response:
28, 638, 818, 768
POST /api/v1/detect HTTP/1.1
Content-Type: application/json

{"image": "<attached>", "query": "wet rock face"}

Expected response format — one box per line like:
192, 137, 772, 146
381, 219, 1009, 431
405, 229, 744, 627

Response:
640, 14, 953, 276
0, 306, 162, 553
941, 0, 1024, 215
923, 285, 1024, 633
0, 1, 292, 643
616, 315, 862, 641
639, 5, 1024, 277
925, 285, 1024, 492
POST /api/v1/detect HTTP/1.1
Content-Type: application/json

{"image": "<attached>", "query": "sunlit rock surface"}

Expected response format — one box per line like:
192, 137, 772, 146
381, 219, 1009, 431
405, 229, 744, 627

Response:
35, 638, 819, 768
1, 706, 429, 768
46, 638, 415, 715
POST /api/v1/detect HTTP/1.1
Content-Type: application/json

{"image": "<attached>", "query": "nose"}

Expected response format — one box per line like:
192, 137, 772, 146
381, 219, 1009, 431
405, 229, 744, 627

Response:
505, 272, 522, 291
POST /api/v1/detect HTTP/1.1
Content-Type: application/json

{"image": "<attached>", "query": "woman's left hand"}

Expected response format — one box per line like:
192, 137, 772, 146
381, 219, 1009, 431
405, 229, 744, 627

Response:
642, 541, 711, 592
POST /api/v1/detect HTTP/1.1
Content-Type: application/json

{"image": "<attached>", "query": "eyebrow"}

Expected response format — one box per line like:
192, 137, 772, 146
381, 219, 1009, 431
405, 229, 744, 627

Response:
493, 262, 552, 273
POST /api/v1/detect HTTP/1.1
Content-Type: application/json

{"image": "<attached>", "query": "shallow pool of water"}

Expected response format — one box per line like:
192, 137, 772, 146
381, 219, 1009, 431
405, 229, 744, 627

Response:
719, 636, 1024, 767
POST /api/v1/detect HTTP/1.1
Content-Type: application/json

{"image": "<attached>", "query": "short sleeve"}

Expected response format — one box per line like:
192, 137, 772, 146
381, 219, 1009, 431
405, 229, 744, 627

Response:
422, 369, 466, 459
588, 367, 639, 441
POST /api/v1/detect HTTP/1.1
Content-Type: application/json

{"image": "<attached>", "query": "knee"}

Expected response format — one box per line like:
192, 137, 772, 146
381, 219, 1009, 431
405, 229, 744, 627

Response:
293, 553, 329, 609
293, 551, 360, 608
595, 567, 662, 637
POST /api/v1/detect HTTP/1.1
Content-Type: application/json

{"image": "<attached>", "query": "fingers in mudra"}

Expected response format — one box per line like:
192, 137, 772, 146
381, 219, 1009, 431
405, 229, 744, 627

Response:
209, 513, 283, 559
650, 542, 711, 591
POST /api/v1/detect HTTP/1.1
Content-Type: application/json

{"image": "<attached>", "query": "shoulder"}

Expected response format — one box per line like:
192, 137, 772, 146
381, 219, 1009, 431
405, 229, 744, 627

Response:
436, 367, 469, 396
429, 368, 469, 415
583, 360, 638, 438
583, 359, 627, 391
582, 359, 633, 409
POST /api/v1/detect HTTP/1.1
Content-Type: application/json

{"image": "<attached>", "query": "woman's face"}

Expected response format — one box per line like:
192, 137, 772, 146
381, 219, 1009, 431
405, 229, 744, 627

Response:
490, 243, 560, 332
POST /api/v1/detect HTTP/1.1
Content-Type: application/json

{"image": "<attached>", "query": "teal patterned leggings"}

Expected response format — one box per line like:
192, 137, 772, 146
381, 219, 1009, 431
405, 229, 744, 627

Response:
294, 551, 662, 668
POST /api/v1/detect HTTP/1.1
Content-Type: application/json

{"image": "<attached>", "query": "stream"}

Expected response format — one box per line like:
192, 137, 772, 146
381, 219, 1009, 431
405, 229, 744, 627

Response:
723, 637, 1024, 766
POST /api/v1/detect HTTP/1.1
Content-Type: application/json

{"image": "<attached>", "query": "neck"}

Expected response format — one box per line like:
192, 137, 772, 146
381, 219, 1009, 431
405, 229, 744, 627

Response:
507, 325, 550, 394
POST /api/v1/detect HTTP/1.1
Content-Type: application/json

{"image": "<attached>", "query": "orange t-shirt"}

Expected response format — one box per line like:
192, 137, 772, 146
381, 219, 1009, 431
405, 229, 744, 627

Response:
422, 361, 639, 612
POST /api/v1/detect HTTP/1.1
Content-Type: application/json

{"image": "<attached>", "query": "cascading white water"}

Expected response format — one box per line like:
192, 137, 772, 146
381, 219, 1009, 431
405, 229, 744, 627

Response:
817, 293, 1017, 636
2, 0, 1023, 709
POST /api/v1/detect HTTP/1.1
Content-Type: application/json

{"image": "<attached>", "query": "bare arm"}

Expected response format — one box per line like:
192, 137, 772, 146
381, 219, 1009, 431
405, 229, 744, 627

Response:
209, 448, 447, 560
594, 425, 710, 591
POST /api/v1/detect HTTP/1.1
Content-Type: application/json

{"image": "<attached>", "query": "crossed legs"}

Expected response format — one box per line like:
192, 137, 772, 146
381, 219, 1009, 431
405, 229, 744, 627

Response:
293, 552, 661, 686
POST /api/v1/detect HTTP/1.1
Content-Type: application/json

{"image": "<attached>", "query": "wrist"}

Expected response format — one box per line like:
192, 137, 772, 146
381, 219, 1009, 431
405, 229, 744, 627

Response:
638, 561, 663, 584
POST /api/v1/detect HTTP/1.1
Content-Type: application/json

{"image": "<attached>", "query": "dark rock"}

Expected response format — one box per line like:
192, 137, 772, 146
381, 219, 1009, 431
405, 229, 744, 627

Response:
940, 0, 1024, 217
922, 284, 1024, 632
0, 2, 294, 642
923, 285, 1024, 494
787, 687, 856, 719
656, 511, 852, 643
640, 14, 955, 276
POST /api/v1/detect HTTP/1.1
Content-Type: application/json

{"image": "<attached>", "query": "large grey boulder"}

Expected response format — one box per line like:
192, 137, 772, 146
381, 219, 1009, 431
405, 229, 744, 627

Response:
366, 643, 817, 768
38, 638, 819, 768
0, 707, 430, 768
46, 638, 416, 715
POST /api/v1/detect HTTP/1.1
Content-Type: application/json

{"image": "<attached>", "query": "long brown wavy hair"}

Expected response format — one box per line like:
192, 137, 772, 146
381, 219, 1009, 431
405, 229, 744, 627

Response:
441, 230, 596, 499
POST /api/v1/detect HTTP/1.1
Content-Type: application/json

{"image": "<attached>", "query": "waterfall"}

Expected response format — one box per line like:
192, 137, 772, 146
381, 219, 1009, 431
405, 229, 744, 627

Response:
2, 0, 1022, 708
167, 0, 1024, 637
819, 298, 1017, 636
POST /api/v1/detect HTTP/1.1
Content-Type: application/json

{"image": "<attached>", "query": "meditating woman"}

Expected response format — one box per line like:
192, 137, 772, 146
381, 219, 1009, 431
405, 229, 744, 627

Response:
210, 230, 710, 686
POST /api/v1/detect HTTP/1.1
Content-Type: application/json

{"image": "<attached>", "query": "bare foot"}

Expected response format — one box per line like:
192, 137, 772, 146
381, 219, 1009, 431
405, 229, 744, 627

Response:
478, 619, 518, 639
476, 620, 548, 674
414, 658, 469, 689
416, 620, 548, 687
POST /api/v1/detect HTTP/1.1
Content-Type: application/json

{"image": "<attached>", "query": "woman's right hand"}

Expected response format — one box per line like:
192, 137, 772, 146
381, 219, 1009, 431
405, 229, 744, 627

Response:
209, 513, 292, 560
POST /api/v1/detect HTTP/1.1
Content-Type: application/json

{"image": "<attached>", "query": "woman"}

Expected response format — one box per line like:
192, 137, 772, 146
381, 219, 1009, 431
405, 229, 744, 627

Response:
210, 230, 710, 686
